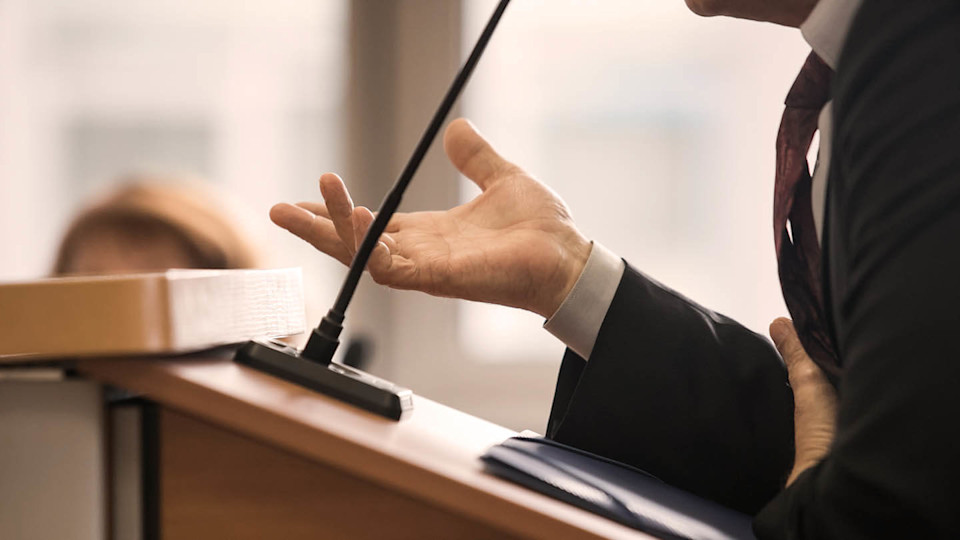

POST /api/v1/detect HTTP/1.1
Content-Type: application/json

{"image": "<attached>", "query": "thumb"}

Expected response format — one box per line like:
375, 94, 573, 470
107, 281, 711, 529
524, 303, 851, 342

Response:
443, 118, 512, 191
770, 317, 833, 397
771, 317, 839, 485
769, 317, 807, 370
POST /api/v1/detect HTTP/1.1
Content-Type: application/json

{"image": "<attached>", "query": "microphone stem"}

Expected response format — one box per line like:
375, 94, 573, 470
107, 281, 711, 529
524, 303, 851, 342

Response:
330, 0, 511, 319
300, 0, 510, 364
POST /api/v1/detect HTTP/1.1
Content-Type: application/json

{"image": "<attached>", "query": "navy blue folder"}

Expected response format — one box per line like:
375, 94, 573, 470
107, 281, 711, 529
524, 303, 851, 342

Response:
481, 437, 756, 540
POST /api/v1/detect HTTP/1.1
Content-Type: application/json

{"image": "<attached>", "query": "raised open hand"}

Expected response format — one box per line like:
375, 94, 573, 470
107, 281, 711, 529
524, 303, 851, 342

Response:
270, 118, 591, 318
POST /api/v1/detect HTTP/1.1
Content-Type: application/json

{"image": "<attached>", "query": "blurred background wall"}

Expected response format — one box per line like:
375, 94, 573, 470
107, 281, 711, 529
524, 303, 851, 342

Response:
0, 0, 809, 431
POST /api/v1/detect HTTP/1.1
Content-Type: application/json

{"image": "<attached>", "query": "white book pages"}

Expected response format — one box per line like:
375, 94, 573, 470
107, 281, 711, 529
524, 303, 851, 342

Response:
166, 268, 306, 349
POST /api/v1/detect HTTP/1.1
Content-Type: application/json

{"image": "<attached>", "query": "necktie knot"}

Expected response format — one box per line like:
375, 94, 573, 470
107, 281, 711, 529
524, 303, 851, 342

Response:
785, 52, 833, 110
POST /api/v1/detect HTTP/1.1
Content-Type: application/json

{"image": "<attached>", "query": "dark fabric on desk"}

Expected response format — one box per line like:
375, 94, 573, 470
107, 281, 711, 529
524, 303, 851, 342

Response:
483, 436, 756, 540
547, 265, 795, 516
754, 1, 960, 537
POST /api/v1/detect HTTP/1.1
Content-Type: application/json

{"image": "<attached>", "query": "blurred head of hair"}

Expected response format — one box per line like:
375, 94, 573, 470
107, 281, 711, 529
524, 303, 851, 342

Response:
54, 177, 261, 275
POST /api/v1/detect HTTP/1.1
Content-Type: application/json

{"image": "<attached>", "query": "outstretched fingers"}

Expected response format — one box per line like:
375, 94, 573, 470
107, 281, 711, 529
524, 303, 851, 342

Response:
352, 206, 373, 251
269, 203, 352, 265
297, 198, 403, 235
352, 206, 407, 284
295, 201, 330, 218
277, 171, 425, 286
352, 206, 400, 253
319, 173, 357, 255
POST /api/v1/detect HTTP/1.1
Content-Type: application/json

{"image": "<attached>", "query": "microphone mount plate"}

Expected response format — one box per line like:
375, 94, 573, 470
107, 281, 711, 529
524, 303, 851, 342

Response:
234, 339, 413, 420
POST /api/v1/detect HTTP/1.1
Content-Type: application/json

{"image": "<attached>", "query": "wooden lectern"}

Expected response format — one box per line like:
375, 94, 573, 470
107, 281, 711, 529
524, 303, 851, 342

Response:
68, 355, 652, 539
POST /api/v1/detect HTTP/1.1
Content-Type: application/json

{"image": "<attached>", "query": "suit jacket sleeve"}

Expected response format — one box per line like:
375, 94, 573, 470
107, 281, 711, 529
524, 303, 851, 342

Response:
754, 1, 960, 537
546, 264, 795, 515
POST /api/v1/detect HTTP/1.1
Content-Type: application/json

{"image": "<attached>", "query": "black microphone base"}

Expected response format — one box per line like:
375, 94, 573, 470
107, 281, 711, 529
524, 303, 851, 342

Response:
234, 339, 413, 421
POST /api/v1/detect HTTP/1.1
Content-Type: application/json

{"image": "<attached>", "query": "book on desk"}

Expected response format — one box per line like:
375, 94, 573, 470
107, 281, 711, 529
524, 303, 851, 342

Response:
0, 268, 306, 361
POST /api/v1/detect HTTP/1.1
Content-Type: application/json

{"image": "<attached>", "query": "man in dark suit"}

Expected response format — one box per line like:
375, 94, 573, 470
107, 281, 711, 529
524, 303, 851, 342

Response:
272, 0, 960, 536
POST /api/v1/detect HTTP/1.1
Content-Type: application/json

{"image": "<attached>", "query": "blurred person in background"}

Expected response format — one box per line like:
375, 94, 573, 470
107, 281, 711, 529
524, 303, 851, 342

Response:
271, 0, 960, 537
53, 179, 261, 276
52, 179, 368, 360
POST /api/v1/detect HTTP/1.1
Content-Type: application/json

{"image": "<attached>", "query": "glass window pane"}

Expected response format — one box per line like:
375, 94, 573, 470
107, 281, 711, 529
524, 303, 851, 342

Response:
0, 0, 347, 292
460, 0, 810, 362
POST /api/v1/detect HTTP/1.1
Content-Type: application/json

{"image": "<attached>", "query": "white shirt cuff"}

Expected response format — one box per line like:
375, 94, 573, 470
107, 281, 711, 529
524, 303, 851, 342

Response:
543, 242, 625, 360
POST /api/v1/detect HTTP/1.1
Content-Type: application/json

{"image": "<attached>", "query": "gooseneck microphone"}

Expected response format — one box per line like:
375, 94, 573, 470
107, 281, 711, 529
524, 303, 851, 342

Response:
234, 0, 511, 420
302, 0, 511, 365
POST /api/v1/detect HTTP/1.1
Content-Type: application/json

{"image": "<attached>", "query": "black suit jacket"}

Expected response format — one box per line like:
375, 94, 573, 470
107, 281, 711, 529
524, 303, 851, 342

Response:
548, 1, 960, 536
546, 266, 795, 515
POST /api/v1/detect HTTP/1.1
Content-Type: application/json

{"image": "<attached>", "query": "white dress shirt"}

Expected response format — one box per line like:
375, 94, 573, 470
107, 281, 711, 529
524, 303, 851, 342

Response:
544, 0, 864, 360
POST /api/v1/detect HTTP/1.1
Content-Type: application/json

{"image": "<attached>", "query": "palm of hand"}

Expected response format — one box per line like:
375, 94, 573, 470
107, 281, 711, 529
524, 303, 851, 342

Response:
385, 170, 581, 315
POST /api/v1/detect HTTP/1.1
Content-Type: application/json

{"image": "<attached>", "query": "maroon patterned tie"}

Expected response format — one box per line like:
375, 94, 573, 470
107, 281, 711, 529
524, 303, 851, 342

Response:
774, 52, 841, 378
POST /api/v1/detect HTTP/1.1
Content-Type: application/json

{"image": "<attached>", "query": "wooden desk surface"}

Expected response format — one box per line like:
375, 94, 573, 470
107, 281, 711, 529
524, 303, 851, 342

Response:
77, 355, 652, 540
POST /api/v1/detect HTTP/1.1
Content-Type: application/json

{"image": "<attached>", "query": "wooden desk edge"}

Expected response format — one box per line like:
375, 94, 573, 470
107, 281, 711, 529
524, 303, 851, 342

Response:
77, 357, 652, 540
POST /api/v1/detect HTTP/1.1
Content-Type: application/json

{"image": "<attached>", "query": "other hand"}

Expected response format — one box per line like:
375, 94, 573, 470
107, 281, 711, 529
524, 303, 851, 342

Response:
683, 0, 819, 27
770, 317, 839, 486
270, 118, 591, 318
